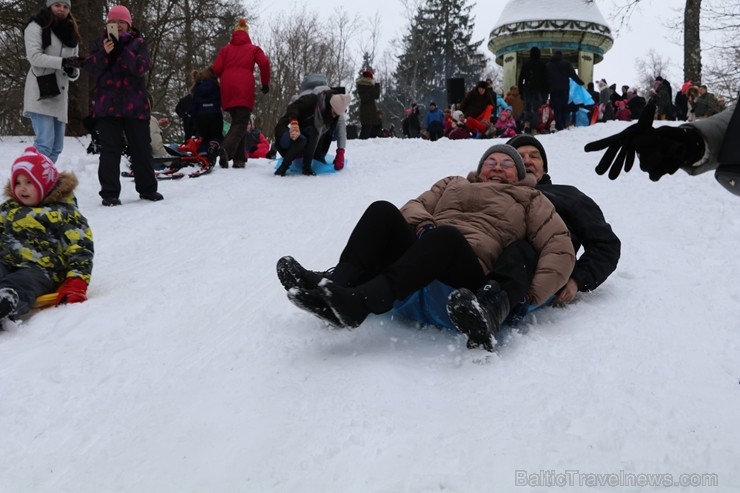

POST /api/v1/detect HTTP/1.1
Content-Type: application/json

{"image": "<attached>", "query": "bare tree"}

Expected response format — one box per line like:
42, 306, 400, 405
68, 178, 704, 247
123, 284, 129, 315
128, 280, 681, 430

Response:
257, 3, 362, 137
634, 48, 675, 93
702, 1, 740, 100
590, 0, 702, 85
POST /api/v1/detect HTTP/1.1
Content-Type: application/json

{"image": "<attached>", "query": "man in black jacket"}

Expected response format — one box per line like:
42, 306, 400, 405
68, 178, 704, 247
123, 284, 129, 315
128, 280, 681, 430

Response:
486, 135, 621, 314
518, 46, 549, 134
546, 50, 585, 131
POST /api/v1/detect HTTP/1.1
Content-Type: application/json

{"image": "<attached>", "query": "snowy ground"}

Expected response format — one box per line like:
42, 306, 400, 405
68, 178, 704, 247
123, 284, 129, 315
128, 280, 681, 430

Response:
0, 123, 738, 493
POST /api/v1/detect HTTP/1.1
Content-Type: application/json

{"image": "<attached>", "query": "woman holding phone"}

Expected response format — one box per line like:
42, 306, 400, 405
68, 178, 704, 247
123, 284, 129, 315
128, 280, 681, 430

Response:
83, 5, 161, 206
23, 0, 82, 163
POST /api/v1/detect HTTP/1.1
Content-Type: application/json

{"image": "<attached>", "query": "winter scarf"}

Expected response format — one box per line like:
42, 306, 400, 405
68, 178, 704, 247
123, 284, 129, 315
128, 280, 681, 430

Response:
28, 8, 78, 49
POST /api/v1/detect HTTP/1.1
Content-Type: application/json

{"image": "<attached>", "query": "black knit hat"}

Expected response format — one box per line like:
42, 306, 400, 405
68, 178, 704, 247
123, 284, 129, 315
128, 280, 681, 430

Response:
506, 134, 548, 173
477, 144, 526, 180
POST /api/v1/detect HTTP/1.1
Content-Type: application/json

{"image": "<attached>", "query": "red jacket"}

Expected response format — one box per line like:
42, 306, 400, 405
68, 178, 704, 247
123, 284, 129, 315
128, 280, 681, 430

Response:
212, 31, 270, 111
247, 132, 270, 158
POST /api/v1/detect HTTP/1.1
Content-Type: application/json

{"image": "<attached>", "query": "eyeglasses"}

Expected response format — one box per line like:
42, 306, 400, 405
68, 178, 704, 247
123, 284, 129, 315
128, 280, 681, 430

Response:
482, 159, 517, 170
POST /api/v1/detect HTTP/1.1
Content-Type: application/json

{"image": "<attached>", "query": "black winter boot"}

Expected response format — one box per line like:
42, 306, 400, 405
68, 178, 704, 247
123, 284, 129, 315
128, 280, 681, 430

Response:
0, 287, 20, 320
276, 256, 332, 291
287, 288, 341, 328
447, 280, 510, 351
301, 162, 316, 176
206, 141, 220, 166
319, 276, 394, 328
219, 148, 229, 168
274, 160, 291, 176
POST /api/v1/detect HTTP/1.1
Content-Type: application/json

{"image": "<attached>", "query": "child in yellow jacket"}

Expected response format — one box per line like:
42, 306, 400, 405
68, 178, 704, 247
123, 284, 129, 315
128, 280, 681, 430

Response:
0, 147, 93, 320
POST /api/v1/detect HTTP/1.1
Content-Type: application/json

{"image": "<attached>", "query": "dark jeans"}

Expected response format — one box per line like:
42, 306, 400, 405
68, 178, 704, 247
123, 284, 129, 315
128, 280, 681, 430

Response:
523, 90, 545, 126
427, 121, 444, 141
550, 91, 569, 130
338, 201, 486, 300
0, 263, 54, 316
223, 107, 251, 161
97, 117, 157, 199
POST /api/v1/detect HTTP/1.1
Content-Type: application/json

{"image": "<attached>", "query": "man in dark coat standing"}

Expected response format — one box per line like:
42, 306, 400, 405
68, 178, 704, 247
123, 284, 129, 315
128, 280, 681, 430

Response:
355, 70, 381, 139
518, 46, 549, 134
546, 50, 584, 131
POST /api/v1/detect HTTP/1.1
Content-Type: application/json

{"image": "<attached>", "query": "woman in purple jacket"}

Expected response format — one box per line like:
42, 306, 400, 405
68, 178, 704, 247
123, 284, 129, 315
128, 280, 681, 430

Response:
84, 5, 160, 206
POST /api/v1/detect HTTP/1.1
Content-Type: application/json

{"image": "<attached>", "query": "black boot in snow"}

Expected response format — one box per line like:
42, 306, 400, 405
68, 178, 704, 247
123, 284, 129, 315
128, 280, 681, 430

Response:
276, 256, 332, 291
275, 160, 292, 176
301, 162, 316, 176
287, 288, 341, 328
319, 276, 394, 329
447, 280, 510, 351
0, 287, 20, 320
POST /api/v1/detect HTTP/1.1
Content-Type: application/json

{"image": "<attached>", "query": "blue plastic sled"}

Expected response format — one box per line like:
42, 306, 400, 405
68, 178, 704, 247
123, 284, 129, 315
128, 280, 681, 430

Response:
274, 154, 345, 175
393, 280, 548, 330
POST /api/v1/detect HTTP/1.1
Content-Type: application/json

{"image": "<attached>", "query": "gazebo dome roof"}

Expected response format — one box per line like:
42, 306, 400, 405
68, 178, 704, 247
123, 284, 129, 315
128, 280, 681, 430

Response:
488, 0, 613, 64
492, 0, 610, 30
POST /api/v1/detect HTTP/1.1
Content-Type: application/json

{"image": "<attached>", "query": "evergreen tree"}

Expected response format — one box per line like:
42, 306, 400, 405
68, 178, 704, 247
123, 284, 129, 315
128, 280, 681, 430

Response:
391, 0, 487, 124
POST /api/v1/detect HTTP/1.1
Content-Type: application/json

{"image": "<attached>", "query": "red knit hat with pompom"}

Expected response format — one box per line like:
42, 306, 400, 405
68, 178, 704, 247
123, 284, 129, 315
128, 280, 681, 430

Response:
11, 147, 59, 203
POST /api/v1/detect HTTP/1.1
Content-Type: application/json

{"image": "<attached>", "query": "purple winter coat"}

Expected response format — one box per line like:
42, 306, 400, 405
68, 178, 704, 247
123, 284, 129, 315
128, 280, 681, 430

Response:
84, 28, 152, 121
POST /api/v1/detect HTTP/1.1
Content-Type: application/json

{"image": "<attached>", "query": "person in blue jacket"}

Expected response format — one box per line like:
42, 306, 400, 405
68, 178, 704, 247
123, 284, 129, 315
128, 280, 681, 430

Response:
425, 101, 444, 141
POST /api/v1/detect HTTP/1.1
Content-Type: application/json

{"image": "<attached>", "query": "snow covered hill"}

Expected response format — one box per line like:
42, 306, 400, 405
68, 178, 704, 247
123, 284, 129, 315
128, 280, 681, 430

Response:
1, 125, 738, 492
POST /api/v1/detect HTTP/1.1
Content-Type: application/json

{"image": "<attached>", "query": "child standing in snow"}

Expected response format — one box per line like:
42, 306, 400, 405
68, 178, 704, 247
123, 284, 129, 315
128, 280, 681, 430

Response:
0, 147, 93, 321
189, 66, 223, 166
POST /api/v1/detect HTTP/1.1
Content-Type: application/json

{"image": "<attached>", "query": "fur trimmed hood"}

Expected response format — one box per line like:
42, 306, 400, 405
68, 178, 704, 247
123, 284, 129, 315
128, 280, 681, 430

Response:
4, 171, 78, 205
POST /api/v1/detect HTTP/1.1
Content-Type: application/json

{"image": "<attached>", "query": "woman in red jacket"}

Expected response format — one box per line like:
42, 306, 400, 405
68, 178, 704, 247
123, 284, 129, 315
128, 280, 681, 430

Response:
212, 18, 270, 168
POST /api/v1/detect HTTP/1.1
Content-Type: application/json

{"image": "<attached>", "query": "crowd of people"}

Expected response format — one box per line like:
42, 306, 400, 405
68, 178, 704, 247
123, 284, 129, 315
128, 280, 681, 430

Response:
386, 46, 727, 143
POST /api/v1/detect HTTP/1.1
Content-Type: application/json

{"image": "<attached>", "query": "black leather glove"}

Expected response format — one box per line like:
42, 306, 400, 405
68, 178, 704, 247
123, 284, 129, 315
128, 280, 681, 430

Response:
108, 36, 123, 61
584, 102, 704, 181
63, 66, 76, 77
62, 56, 83, 69
261, 84, 269, 94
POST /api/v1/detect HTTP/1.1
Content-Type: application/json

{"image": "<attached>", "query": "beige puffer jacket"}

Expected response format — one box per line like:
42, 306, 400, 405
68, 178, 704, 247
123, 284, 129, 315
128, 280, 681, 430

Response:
400, 173, 575, 304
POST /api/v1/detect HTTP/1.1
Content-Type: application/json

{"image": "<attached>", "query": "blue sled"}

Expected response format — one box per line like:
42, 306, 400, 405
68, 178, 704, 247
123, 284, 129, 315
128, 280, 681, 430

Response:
274, 154, 345, 175
393, 280, 548, 330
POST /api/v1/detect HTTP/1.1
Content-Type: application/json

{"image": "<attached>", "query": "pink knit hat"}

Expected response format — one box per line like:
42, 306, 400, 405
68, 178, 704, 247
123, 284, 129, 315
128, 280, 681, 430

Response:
11, 147, 59, 203
329, 94, 352, 115
107, 5, 132, 26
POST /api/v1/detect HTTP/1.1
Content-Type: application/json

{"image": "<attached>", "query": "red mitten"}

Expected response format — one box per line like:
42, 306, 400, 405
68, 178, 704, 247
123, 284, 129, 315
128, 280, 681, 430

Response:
333, 148, 346, 171
55, 277, 88, 306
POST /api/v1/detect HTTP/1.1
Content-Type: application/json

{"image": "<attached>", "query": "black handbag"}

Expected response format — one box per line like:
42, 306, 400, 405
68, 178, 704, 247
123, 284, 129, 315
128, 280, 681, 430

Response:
36, 72, 61, 100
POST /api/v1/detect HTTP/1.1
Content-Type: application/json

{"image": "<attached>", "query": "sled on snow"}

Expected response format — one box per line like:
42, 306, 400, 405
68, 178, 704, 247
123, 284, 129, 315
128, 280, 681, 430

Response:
273, 154, 346, 176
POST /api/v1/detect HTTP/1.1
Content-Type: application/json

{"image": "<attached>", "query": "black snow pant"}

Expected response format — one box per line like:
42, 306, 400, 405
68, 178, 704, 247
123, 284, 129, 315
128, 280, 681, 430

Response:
550, 91, 569, 131
0, 263, 54, 316
336, 200, 487, 301
196, 113, 224, 146
97, 117, 157, 200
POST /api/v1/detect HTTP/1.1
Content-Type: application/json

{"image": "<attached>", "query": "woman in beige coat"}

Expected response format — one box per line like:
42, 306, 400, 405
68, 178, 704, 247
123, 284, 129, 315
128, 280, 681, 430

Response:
23, 0, 82, 163
277, 144, 575, 350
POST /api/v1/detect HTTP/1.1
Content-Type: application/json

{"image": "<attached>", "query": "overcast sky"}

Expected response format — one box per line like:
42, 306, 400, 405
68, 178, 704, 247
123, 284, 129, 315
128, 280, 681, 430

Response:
258, 0, 693, 88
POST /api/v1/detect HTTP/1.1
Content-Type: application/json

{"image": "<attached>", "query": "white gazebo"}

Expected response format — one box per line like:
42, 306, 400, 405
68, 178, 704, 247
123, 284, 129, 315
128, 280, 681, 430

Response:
488, 0, 614, 90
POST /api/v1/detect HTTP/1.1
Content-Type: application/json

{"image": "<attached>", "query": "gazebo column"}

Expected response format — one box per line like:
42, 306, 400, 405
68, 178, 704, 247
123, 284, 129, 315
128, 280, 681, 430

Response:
503, 51, 519, 92
578, 51, 595, 86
